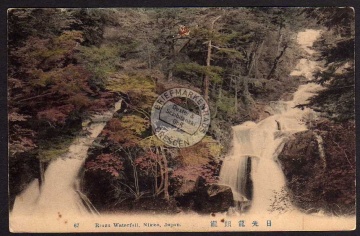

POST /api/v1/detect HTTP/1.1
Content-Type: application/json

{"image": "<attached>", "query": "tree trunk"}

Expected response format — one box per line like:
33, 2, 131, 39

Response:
212, 82, 222, 119
203, 15, 222, 102
154, 149, 158, 196
234, 77, 238, 113
314, 132, 326, 170
254, 39, 265, 79
242, 76, 251, 105
167, 70, 173, 81
17, 92, 55, 103
242, 44, 257, 106
155, 147, 164, 196
204, 40, 212, 103
160, 146, 169, 201
167, 37, 176, 81
266, 43, 288, 80
39, 160, 45, 186
163, 157, 169, 201
132, 162, 140, 198
176, 38, 192, 54
277, 33, 283, 53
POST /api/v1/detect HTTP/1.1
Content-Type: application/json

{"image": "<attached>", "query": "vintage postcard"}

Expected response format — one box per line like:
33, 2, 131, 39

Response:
8, 7, 355, 232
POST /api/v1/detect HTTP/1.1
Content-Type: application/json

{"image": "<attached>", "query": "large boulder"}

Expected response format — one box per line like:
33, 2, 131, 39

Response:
278, 125, 355, 215
194, 184, 234, 214
174, 179, 197, 197
175, 176, 234, 214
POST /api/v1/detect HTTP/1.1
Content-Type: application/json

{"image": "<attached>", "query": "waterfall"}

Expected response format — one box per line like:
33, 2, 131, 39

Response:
219, 122, 256, 208
9, 29, 355, 233
220, 84, 323, 214
219, 29, 323, 214
11, 100, 122, 219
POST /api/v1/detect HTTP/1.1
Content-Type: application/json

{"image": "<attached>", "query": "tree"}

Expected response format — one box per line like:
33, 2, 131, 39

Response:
8, 9, 118, 191
301, 7, 355, 121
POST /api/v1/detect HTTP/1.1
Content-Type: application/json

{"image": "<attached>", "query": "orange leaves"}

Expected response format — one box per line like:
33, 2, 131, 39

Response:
13, 31, 83, 74
11, 31, 96, 126
172, 165, 217, 183
102, 116, 150, 147
67, 93, 91, 110
178, 25, 190, 37
86, 154, 124, 177
172, 139, 219, 183
107, 118, 122, 132
179, 144, 210, 166
172, 136, 221, 184
135, 150, 160, 172
37, 104, 75, 124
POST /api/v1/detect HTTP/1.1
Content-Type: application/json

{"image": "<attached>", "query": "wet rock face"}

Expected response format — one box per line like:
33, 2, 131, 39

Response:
174, 179, 197, 197
194, 184, 234, 214
278, 128, 355, 215
9, 153, 41, 211
278, 131, 321, 182
175, 177, 234, 214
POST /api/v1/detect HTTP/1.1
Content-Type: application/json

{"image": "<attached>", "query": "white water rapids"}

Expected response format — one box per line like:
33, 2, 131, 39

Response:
219, 30, 323, 214
10, 101, 122, 223
219, 83, 322, 213
10, 30, 355, 232
218, 29, 356, 230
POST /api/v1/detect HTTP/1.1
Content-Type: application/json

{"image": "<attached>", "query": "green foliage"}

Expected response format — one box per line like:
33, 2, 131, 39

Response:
139, 135, 165, 149
214, 47, 245, 60
38, 136, 75, 162
106, 74, 155, 95
174, 62, 223, 83
200, 135, 223, 158
8, 9, 76, 49
121, 115, 149, 135
106, 73, 157, 110
138, 135, 165, 148
78, 42, 139, 89
174, 136, 221, 167
9, 8, 353, 212
216, 91, 236, 117
78, 44, 121, 86
70, 9, 108, 46
303, 8, 354, 122
103, 115, 150, 147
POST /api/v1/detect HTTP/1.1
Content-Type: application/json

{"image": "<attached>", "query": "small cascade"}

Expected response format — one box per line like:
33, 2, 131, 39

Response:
219, 82, 322, 214
11, 100, 122, 219
219, 122, 256, 209
219, 29, 323, 215
219, 155, 250, 202
314, 132, 326, 169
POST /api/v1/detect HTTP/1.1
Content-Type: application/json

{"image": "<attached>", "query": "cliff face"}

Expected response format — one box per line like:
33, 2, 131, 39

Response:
278, 120, 355, 215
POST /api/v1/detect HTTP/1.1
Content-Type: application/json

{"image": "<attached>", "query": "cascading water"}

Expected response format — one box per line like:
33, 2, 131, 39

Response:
219, 29, 323, 214
11, 100, 122, 220
219, 122, 256, 208
10, 29, 355, 232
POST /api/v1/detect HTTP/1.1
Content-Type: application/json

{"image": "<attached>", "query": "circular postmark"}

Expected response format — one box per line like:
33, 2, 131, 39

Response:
151, 88, 211, 148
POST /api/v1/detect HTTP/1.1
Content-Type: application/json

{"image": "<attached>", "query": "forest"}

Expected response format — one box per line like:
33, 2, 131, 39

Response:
8, 8, 355, 216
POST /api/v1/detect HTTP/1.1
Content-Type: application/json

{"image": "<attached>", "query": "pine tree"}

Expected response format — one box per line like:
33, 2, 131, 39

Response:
302, 7, 355, 121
